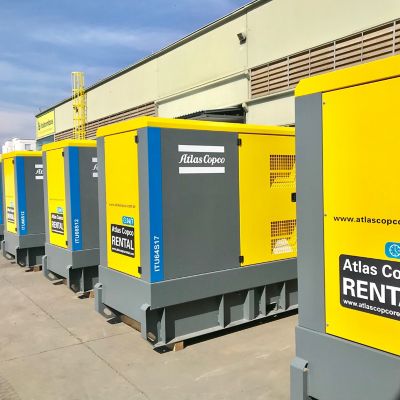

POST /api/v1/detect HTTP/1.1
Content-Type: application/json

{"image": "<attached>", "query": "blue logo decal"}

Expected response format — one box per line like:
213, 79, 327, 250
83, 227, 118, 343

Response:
385, 242, 400, 259
57, 207, 63, 213
122, 216, 134, 226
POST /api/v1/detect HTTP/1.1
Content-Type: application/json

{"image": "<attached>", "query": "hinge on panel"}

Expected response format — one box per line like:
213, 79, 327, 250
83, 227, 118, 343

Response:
239, 255, 244, 264
291, 192, 297, 202
237, 138, 242, 146
138, 266, 142, 274
65, 240, 68, 245
135, 135, 139, 144
62, 151, 64, 157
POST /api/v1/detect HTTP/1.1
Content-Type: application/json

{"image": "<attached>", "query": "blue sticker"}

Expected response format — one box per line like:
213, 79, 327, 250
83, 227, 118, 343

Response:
57, 206, 63, 214
385, 242, 400, 259
69, 148, 82, 251
148, 127, 164, 283
122, 216, 134, 226
15, 157, 27, 235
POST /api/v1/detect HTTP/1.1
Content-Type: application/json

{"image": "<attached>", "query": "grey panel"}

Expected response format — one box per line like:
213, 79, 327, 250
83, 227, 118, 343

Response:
98, 260, 297, 347
296, 326, 400, 400
295, 93, 326, 333
43, 154, 50, 243
19, 233, 45, 248
3, 231, 44, 253
78, 147, 99, 250
99, 265, 151, 322
161, 128, 240, 280
150, 258, 297, 308
46, 243, 99, 276
97, 138, 108, 268
23, 156, 45, 235
4, 231, 19, 255
138, 128, 151, 282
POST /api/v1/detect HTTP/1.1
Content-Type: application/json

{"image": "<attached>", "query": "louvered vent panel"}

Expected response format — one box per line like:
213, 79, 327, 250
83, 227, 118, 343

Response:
270, 154, 296, 189
271, 219, 297, 255
55, 102, 156, 141
251, 20, 399, 98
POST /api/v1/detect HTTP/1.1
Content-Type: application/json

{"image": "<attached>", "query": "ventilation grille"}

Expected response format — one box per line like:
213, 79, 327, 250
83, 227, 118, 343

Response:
271, 219, 297, 255
251, 20, 400, 98
55, 102, 156, 141
270, 155, 296, 188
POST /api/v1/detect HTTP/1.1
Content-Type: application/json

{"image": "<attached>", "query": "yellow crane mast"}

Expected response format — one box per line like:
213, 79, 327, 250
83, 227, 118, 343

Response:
71, 72, 87, 140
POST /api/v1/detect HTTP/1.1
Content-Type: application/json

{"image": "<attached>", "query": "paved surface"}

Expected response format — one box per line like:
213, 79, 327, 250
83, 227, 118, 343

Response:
0, 257, 297, 400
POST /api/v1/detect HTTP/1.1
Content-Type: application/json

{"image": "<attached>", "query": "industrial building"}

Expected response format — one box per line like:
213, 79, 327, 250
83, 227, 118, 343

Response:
35, 0, 400, 145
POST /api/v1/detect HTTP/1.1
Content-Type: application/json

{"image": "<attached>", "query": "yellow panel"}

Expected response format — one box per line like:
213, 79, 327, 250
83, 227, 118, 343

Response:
2, 151, 42, 159
4, 158, 16, 233
46, 148, 68, 248
239, 134, 296, 266
104, 130, 141, 277
323, 77, 400, 356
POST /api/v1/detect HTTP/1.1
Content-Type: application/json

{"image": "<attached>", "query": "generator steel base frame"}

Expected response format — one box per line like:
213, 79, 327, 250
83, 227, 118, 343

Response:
95, 258, 297, 348
291, 327, 400, 400
42, 243, 99, 292
2, 231, 45, 267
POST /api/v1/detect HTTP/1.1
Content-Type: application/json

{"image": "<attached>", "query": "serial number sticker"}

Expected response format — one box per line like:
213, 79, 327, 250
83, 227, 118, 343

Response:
111, 223, 135, 258
340, 254, 400, 321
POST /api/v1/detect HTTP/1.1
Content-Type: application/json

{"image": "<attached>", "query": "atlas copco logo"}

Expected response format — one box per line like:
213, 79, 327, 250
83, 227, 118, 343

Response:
92, 157, 98, 178
35, 164, 44, 180
177, 144, 226, 174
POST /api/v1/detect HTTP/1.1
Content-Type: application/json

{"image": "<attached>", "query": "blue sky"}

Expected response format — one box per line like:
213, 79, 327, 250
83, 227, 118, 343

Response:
0, 0, 249, 141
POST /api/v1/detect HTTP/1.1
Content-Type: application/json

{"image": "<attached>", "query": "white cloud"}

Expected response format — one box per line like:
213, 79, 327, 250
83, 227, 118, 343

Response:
0, 105, 35, 143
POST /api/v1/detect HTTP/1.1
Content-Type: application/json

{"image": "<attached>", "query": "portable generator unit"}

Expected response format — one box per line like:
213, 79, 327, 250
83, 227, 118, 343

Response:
2, 151, 45, 267
95, 116, 297, 348
291, 55, 400, 400
42, 140, 99, 292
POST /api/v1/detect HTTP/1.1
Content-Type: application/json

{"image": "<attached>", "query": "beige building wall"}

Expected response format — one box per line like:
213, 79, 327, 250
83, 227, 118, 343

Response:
157, 15, 247, 98
157, 74, 248, 118
54, 100, 73, 133
247, 0, 400, 68
87, 60, 158, 121
247, 94, 295, 126
45, 0, 400, 134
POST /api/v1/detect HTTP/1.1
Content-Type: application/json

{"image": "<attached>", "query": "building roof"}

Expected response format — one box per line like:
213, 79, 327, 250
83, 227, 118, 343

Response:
36, 0, 269, 118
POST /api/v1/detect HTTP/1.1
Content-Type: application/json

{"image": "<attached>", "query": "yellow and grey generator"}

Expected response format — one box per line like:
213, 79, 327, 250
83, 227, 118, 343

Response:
95, 116, 297, 348
42, 140, 99, 292
0, 157, 4, 243
291, 55, 400, 400
2, 151, 45, 267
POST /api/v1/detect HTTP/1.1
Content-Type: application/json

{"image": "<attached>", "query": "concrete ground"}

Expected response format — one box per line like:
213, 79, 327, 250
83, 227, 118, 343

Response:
0, 256, 297, 400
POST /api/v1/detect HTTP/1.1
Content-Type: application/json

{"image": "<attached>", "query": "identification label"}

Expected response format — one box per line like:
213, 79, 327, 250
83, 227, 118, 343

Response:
110, 224, 135, 257
340, 254, 400, 321
7, 206, 15, 223
51, 213, 64, 235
